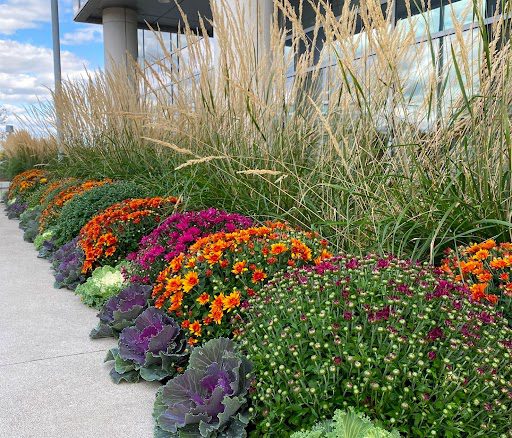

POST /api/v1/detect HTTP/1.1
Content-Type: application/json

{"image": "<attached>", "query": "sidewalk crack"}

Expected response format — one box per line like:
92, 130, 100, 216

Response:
0, 349, 108, 368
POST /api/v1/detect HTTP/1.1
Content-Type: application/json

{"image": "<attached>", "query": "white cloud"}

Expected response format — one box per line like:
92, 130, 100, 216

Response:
61, 24, 102, 46
0, 39, 90, 130
0, 0, 51, 35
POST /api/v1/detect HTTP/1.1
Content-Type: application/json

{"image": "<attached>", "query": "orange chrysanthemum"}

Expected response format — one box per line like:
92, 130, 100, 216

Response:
183, 271, 199, 293
197, 293, 210, 305
270, 243, 288, 255
7, 169, 50, 200
231, 260, 248, 275
252, 269, 267, 283
189, 320, 202, 337
490, 258, 509, 269
79, 196, 178, 273
152, 222, 331, 343
470, 283, 488, 301
473, 249, 490, 261
223, 291, 241, 312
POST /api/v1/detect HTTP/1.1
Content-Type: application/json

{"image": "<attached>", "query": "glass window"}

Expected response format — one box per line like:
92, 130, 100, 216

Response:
439, 28, 481, 115
142, 30, 172, 63
398, 39, 439, 125
395, 0, 443, 37
443, 0, 479, 30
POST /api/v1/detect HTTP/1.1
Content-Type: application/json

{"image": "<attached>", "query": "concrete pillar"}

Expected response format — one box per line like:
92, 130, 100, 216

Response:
216, 0, 273, 63
102, 7, 138, 73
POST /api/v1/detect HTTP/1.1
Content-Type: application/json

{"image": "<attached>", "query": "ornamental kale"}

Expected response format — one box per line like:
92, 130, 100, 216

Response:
105, 307, 188, 383
51, 237, 86, 290
20, 207, 42, 242
6, 198, 28, 219
75, 264, 127, 309
291, 408, 400, 438
39, 237, 58, 259
23, 219, 41, 243
19, 205, 41, 231
90, 283, 152, 339
34, 229, 55, 250
153, 337, 253, 438
126, 208, 253, 284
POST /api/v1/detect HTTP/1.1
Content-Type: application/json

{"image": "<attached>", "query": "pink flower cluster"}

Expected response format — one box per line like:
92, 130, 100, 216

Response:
126, 208, 253, 284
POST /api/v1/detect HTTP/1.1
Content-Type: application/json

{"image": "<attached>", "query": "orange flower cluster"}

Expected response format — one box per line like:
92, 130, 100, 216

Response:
442, 239, 512, 305
38, 179, 112, 232
152, 223, 333, 344
37, 178, 79, 207
7, 169, 49, 200
79, 197, 179, 273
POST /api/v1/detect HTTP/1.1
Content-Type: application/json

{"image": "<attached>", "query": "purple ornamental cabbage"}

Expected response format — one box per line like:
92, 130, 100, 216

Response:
126, 209, 253, 284
89, 283, 151, 339
51, 237, 86, 290
153, 338, 253, 438
38, 236, 58, 259
6, 199, 28, 219
105, 307, 188, 383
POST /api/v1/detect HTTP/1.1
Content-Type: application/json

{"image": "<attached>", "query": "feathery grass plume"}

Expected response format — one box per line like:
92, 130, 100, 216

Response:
19, 0, 512, 261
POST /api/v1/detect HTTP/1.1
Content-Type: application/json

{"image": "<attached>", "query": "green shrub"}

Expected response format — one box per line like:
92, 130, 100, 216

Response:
74, 263, 127, 309
291, 408, 399, 438
53, 180, 147, 246
239, 256, 512, 436
26, 185, 50, 208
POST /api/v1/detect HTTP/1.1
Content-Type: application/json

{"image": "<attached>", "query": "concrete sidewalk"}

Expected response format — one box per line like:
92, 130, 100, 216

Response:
0, 210, 159, 437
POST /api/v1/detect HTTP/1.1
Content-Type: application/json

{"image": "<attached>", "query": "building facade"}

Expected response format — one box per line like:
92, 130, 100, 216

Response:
74, 0, 508, 123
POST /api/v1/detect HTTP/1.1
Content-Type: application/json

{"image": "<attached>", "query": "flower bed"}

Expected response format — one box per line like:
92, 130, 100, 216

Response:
126, 208, 253, 284
5, 170, 512, 437
152, 223, 332, 344
442, 239, 512, 318
238, 255, 512, 436
79, 196, 179, 273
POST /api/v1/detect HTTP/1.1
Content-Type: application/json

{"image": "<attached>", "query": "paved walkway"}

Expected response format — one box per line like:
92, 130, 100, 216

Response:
0, 210, 159, 437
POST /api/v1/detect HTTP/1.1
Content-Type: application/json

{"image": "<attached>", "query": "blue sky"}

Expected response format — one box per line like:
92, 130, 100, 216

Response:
0, 0, 104, 126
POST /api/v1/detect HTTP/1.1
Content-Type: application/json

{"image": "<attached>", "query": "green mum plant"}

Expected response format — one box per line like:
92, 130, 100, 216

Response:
238, 256, 512, 437
53, 180, 148, 247
74, 263, 127, 309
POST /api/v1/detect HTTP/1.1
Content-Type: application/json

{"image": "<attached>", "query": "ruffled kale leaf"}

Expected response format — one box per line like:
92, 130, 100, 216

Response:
105, 307, 188, 383
51, 237, 86, 289
153, 338, 253, 438
90, 283, 151, 339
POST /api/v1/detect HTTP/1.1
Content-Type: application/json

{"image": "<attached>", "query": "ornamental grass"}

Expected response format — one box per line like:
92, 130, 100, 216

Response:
238, 255, 512, 436
152, 222, 333, 344
78, 196, 179, 273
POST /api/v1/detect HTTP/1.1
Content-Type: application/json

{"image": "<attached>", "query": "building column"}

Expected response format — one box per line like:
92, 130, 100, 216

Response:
215, 0, 273, 63
102, 7, 138, 73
